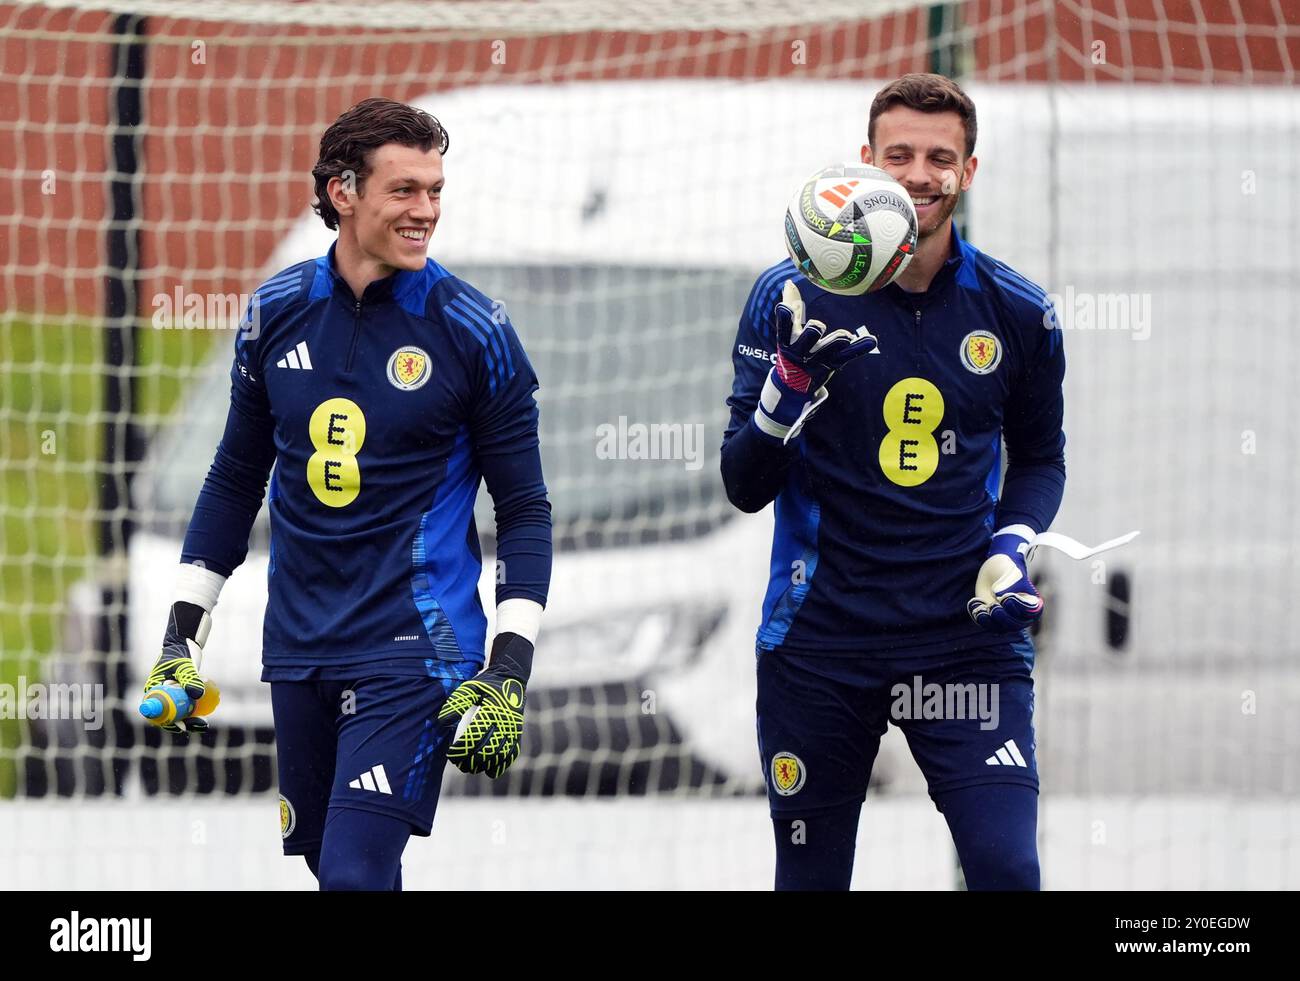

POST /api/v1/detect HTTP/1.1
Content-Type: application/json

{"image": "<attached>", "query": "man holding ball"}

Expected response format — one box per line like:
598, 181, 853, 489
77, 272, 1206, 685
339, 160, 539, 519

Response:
722, 73, 1066, 890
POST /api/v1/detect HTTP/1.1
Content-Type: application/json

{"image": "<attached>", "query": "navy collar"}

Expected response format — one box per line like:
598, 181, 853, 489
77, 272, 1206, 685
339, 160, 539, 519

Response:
883, 221, 967, 304
325, 240, 417, 304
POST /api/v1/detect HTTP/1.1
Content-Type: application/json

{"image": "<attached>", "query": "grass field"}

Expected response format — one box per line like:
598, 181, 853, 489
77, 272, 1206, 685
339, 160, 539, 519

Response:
0, 319, 222, 795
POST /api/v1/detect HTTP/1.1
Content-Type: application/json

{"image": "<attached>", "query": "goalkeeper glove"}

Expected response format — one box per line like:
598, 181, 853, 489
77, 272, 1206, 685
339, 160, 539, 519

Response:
754, 280, 878, 443
967, 526, 1045, 631
438, 632, 533, 779
142, 600, 211, 733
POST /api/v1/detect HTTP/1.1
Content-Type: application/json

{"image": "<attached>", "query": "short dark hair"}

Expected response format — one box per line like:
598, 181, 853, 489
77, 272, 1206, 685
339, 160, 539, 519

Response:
868, 73, 977, 158
311, 97, 450, 230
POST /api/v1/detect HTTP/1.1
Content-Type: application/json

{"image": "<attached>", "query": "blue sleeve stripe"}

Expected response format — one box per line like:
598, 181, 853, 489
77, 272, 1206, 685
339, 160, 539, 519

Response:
456, 293, 515, 380
246, 289, 298, 327
991, 261, 1047, 294
994, 275, 1047, 307
745, 264, 786, 326
994, 273, 1051, 312
451, 298, 507, 389
255, 283, 301, 306
746, 263, 792, 329
442, 303, 494, 359
991, 263, 1048, 301
261, 267, 303, 292
448, 295, 511, 390
447, 296, 498, 359
761, 259, 795, 294
479, 296, 516, 379
454, 294, 507, 371
443, 303, 503, 395
442, 298, 489, 343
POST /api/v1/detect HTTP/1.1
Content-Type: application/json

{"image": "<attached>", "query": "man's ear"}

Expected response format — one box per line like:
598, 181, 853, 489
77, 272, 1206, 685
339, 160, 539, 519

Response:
961, 154, 979, 191
860, 143, 873, 165
327, 173, 355, 220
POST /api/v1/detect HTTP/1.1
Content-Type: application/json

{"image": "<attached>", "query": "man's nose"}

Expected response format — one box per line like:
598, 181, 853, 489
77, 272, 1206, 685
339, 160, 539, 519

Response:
903, 161, 932, 191
408, 192, 436, 221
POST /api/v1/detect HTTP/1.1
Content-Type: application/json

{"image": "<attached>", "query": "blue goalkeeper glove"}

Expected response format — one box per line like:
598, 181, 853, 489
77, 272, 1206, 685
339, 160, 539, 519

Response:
438, 633, 533, 779
754, 280, 879, 443
142, 600, 211, 733
967, 527, 1044, 631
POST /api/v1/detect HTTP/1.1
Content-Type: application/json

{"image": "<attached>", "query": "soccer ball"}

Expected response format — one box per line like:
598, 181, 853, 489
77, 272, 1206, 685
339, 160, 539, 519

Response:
783, 164, 919, 295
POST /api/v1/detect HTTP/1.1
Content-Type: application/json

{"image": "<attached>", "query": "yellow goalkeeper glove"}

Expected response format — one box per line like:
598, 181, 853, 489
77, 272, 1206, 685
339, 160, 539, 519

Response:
141, 601, 212, 733
438, 633, 532, 779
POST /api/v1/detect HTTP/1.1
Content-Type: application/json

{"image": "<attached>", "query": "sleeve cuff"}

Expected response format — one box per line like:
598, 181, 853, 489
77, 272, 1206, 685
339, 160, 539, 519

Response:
753, 369, 828, 444
495, 597, 543, 645
990, 524, 1037, 558
175, 562, 227, 613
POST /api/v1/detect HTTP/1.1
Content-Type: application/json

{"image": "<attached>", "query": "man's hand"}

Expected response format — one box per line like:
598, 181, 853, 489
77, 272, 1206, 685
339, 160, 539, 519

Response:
773, 280, 878, 393
967, 527, 1044, 631
755, 281, 878, 443
438, 633, 533, 779
142, 600, 211, 733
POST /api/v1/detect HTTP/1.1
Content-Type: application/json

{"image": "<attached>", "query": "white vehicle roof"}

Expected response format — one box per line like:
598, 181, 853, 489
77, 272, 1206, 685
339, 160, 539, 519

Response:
270, 79, 884, 271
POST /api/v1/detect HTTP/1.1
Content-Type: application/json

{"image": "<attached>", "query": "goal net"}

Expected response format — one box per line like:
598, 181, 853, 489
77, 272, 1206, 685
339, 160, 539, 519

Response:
1, 0, 1297, 889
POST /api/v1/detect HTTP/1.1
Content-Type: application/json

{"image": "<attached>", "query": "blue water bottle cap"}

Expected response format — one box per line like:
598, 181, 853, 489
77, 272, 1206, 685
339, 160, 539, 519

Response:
139, 697, 164, 720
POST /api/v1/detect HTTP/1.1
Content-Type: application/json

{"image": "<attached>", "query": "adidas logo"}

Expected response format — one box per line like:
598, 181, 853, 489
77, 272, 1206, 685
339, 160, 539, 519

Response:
984, 739, 1028, 767
348, 764, 392, 794
275, 340, 313, 370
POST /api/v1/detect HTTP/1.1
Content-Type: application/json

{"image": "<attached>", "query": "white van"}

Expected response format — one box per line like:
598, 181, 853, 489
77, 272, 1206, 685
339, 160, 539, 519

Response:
55, 79, 1299, 799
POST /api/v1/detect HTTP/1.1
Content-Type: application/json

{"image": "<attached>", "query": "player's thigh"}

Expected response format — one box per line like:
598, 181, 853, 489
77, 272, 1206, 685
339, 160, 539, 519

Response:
271, 680, 346, 855
934, 782, 1040, 891
756, 647, 888, 814
894, 638, 1038, 798
330, 673, 457, 837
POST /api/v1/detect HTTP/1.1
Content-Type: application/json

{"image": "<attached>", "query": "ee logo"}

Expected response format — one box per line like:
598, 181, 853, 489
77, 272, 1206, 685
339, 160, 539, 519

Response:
308, 397, 366, 507
879, 377, 944, 487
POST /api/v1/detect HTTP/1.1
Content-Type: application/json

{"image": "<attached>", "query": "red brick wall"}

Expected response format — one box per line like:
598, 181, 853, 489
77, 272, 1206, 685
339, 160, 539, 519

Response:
1, 0, 1295, 318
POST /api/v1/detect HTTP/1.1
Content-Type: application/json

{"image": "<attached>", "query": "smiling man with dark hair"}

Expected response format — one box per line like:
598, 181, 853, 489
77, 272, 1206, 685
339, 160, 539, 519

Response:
143, 97, 552, 890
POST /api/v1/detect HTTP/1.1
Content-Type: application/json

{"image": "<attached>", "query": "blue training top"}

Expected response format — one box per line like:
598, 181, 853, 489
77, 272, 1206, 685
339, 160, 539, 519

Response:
182, 243, 552, 681
722, 224, 1065, 656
